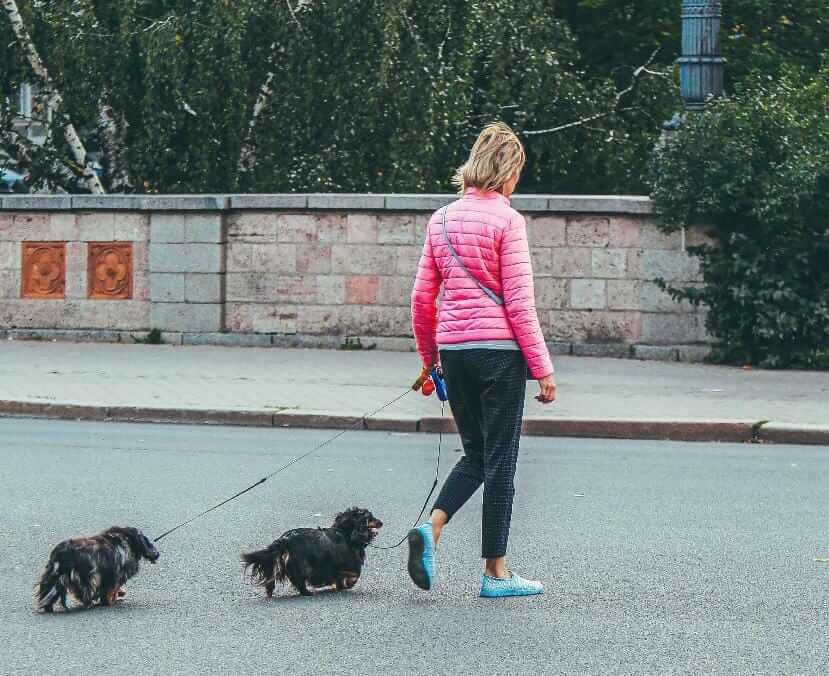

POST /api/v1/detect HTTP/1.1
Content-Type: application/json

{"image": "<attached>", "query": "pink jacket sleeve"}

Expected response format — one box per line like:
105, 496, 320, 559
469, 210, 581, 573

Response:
411, 229, 441, 368
500, 213, 554, 378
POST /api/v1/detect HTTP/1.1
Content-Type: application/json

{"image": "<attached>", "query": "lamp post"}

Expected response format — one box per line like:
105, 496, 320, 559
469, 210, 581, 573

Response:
679, 0, 726, 110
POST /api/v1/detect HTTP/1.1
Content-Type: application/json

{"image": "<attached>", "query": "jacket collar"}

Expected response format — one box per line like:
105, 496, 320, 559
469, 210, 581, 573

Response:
464, 187, 510, 205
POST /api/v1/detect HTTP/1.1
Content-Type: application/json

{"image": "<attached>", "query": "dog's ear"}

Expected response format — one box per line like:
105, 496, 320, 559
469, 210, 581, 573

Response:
333, 509, 356, 532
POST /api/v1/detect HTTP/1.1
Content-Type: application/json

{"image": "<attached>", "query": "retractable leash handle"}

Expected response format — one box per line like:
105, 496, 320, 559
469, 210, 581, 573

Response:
431, 367, 448, 402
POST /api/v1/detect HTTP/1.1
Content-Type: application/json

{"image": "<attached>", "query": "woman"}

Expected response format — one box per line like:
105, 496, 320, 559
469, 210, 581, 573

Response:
408, 122, 556, 598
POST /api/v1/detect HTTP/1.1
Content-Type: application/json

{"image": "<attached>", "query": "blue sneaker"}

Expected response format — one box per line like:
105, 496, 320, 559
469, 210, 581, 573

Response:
407, 523, 435, 590
479, 572, 544, 598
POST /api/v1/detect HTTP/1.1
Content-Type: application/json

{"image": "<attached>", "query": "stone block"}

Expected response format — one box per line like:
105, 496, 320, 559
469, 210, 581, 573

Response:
72, 195, 144, 210
530, 248, 554, 276
640, 222, 682, 249
510, 195, 549, 211
316, 276, 346, 305
77, 212, 116, 241
551, 248, 591, 278
109, 300, 151, 330
297, 305, 354, 335
2, 195, 72, 210
227, 242, 296, 274
346, 276, 380, 304
396, 246, 420, 276
677, 344, 713, 362
566, 216, 610, 247
626, 248, 644, 279
546, 310, 641, 343
226, 273, 315, 303
113, 213, 150, 241
133, 241, 149, 271
226, 212, 278, 243
151, 302, 222, 332
138, 195, 228, 211
639, 281, 695, 313
0, 242, 18, 269
377, 213, 417, 244
570, 279, 606, 309
9, 213, 50, 241
49, 213, 79, 240
308, 194, 385, 210
296, 244, 332, 274
377, 276, 411, 306
150, 213, 185, 243
185, 213, 224, 243
347, 214, 378, 243
526, 216, 566, 247
314, 214, 348, 243
641, 313, 703, 344
547, 341, 573, 355
230, 194, 308, 209
225, 303, 252, 332
248, 304, 298, 334
608, 216, 641, 248
151, 273, 185, 302
182, 332, 274, 347
607, 280, 641, 311
384, 194, 450, 211
0, 270, 18, 298
534, 278, 568, 309
592, 249, 627, 278
360, 305, 411, 336
332, 245, 396, 275
133, 270, 151, 301
642, 250, 701, 282
547, 195, 653, 214
573, 343, 632, 358
278, 214, 317, 242
149, 242, 223, 273
65, 242, 87, 299
185, 273, 222, 303
633, 344, 678, 361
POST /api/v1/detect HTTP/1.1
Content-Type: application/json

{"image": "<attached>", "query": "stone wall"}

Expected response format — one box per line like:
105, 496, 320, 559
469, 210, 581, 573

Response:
0, 194, 711, 361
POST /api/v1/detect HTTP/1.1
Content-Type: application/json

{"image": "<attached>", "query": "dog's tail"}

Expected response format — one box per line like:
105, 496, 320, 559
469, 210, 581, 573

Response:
34, 559, 64, 611
241, 543, 287, 593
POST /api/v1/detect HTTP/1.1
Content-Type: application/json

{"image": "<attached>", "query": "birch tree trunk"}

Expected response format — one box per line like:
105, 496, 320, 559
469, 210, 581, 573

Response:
100, 103, 132, 191
237, 43, 277, 176
2, 0, 105, 193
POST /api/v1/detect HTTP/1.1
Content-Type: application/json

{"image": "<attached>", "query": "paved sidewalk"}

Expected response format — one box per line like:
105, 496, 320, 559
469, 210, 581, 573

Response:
0, 341, 827, 443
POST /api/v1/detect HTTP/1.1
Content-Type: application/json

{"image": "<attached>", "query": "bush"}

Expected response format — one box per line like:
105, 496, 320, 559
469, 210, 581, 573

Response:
648, 66, 829, 368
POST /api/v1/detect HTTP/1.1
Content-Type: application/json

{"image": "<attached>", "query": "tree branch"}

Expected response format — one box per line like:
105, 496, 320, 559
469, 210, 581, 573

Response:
523, 47, 665, 137
1, 0, 105, 193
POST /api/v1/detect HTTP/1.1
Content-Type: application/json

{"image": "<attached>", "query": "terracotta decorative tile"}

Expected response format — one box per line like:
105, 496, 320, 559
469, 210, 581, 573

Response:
21, 242, 66, 299
88, 242, 133, 300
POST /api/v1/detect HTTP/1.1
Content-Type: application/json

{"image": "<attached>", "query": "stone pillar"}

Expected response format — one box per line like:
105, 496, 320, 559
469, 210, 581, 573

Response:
679, 0, 726, 110
149, 212, 225, 334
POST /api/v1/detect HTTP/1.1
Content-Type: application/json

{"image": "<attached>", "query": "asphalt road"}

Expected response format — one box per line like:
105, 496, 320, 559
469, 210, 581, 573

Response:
2, 419, 827, 675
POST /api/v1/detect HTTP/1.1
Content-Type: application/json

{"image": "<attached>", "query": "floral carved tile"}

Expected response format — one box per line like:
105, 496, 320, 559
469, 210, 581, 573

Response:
88, 242, 133, 300
21, 242, 66, 299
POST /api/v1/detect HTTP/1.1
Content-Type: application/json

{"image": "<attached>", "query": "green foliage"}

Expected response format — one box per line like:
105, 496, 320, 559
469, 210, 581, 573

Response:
1, 0, 674, 194
648, 67, 829, 368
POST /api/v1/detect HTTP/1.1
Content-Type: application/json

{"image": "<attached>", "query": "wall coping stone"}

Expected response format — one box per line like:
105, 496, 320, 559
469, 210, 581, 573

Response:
1, 193, 654, 214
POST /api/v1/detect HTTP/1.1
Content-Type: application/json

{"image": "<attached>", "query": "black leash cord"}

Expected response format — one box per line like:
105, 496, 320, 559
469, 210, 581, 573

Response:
153, 388, 439, 544
370, 401, 444, 550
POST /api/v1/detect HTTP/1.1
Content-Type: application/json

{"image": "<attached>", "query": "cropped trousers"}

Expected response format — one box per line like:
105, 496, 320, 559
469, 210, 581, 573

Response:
432, 349, 527, 559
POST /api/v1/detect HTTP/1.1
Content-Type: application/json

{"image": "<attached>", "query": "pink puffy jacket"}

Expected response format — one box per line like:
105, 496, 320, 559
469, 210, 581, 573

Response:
411, 187, 554, 379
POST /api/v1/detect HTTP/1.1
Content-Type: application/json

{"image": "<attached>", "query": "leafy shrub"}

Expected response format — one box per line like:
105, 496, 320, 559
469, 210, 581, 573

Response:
648, 66, 829, 368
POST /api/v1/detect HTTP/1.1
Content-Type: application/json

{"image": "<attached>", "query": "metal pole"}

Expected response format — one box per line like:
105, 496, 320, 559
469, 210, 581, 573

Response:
679, 0, 726, 110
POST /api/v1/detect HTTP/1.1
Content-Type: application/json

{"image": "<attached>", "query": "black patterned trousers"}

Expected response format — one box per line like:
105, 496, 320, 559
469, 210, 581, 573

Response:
432, 349, 527, 559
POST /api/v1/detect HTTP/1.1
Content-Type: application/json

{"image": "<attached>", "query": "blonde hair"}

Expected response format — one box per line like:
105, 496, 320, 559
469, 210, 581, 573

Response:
452, 122, 526, 195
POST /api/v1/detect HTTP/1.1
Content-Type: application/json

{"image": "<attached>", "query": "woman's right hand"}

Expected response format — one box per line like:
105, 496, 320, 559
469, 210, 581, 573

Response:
536, 374, 557, 404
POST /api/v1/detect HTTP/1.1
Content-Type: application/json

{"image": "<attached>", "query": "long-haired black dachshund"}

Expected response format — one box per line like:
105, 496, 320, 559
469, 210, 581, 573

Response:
242, 507, 382, 597
35, 526, 160, 612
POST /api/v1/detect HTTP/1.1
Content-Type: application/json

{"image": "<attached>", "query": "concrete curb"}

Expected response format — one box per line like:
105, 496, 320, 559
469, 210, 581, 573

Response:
1, 400, 826, 445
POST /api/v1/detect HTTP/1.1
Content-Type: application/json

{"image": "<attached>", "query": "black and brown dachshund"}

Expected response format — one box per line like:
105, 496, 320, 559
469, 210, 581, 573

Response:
242, 507, 382, 597
35, 526, 160, 612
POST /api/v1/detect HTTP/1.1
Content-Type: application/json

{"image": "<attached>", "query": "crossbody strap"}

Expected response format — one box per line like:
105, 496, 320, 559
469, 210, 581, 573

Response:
440, 206, 504, 306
